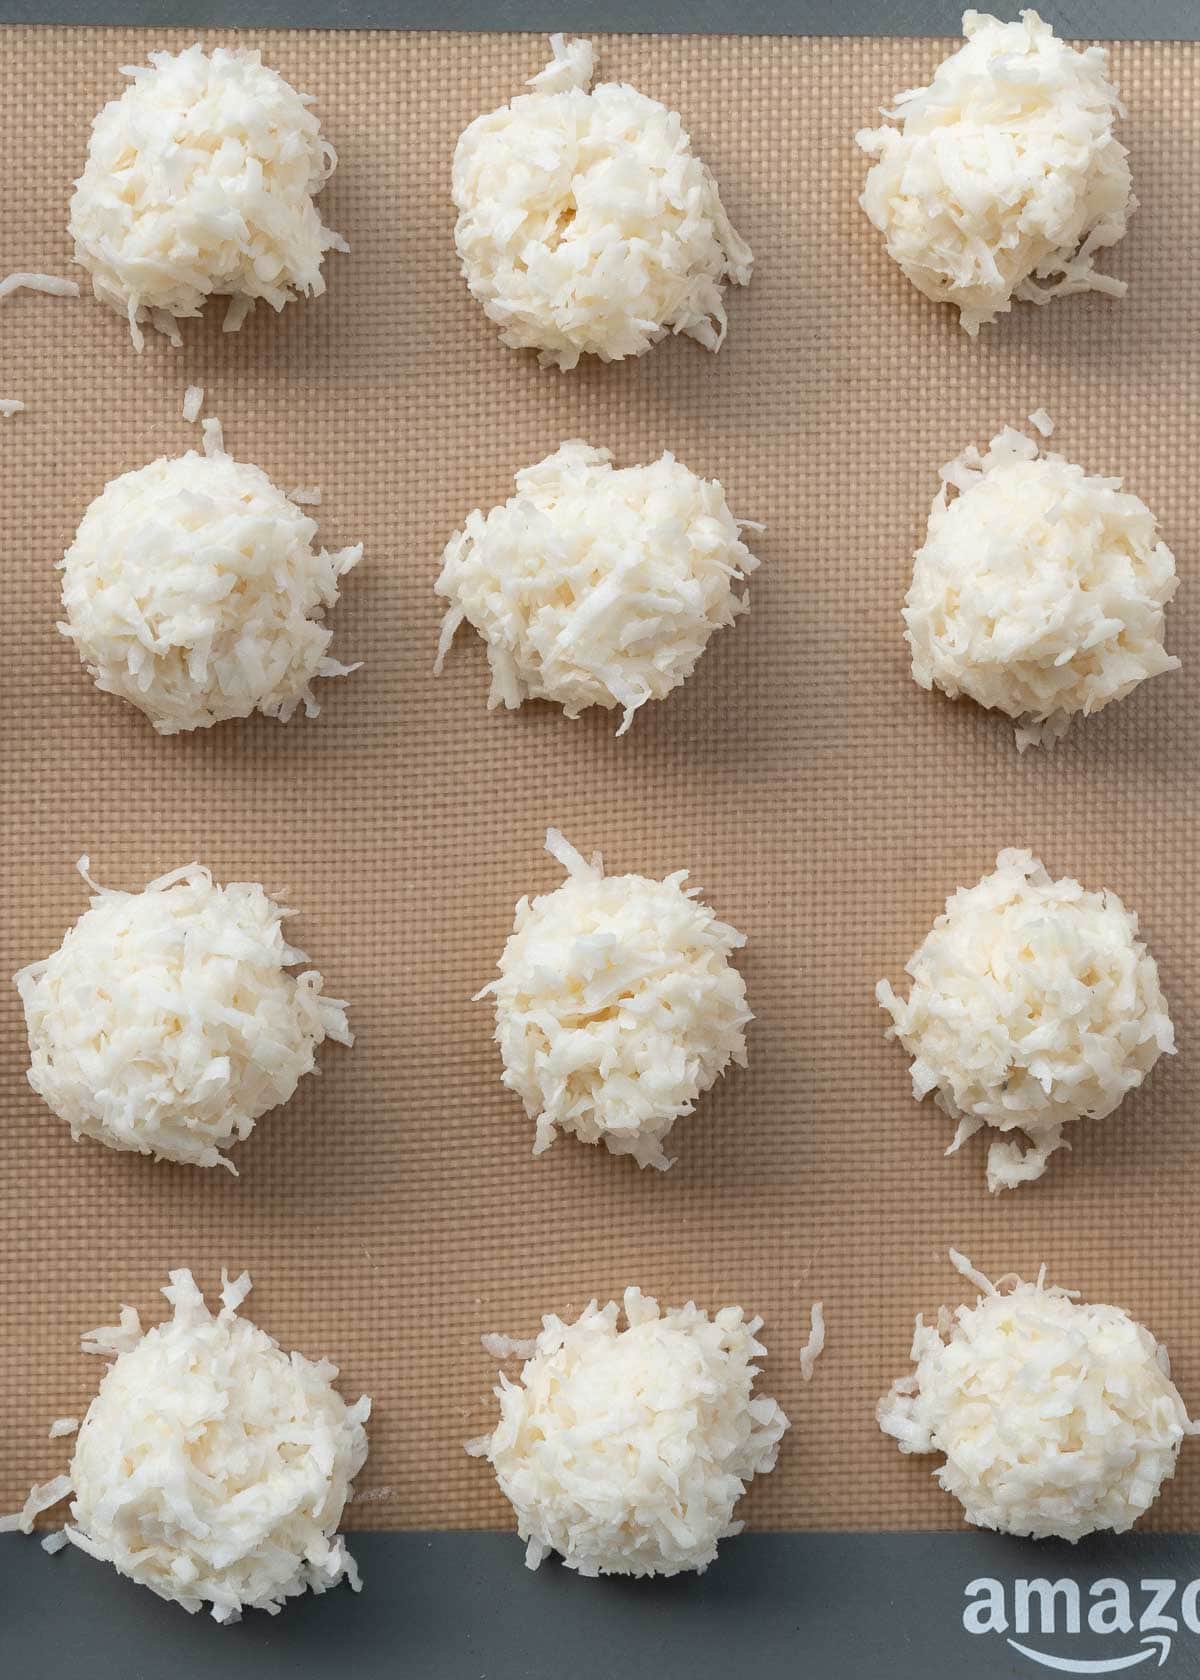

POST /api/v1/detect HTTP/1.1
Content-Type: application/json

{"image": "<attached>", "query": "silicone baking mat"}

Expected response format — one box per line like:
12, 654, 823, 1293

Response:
1, 28, 1197, 1546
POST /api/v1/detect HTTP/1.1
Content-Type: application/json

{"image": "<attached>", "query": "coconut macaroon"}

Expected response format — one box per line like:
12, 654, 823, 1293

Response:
435, 441, 760, 733
452, 35, 753, 370
879, 1252, 1194, 1541
2, 1271, 370, 1622
69, 45, 347, 350
877, 850, 1173, 1192
469, 1287, 814, 1577
59, 419, 361, 734
483, 830, 750, 1170
14, 857, 351, 1172
857, 11, 1134, 334
905, 422, 1178, 750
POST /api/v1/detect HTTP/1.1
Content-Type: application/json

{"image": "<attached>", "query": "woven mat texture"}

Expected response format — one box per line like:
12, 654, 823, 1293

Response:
1, 28, 1197, 1533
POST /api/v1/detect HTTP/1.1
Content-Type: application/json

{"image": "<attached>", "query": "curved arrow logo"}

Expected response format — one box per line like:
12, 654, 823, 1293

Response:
1005, 1634, 1172, 1673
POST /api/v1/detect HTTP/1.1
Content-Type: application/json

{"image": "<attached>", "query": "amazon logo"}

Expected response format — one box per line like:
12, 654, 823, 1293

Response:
963, 1575, 1200, 1672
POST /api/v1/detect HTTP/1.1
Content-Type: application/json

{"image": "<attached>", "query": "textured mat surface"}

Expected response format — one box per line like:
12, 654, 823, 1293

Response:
1, 28, 1197, 1536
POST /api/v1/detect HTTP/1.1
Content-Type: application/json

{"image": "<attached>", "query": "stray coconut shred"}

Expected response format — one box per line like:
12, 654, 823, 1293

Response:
0, 272, 80, 302
452, 36, 752, 369
1, 1272, 370, 1622
879, 1253, 1196, 1541
857, 11, 1134, 334
0, 274, 79, 416
470, 1286, 809, 1578
484, 830, 751, 1169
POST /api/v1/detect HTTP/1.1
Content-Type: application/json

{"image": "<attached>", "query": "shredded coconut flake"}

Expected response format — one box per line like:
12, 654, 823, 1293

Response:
81, 1304, 143, 1359
58, 428, 361, 733
948, 1247, 997, 1297
69, 46, 346, 350
0, 399, 25, 417
857, 10, 1134, 335
877, 849, 1173, 1191
879, 1253, 1195, 1540
48, 1417, 79, 1440
905, 423, 1178, 749
485, 829, 750, 1169
10, 1475, 74, 1532
182, 384, 204, 422
1027, 406, 1054, 437
9, 1271, 370, 1621
0, 272, 80, 301
481, 1332, 539, 1361
472, 1287, 790, 1577
436, 441, 760, 732
799, 1302, 825, 1383
288, 485, 322, 505
14, 857, 352, 1171
40, 1531, 69, 1555
200, 415, 225, 460
350, 1485, 394, 1505
453, 35, 752, 369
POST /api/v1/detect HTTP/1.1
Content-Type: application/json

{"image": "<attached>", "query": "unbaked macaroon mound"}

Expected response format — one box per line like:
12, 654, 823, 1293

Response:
469, 1287, 815, 1577
14, 857, 351, 1172
483, 829, 751, 1169
904, 421, 1178, 750
1, 1270, 370, 1622
879, 1251, 1194, 1541
877, 850, 1173, 1192
452, 35, 753, 369
435, 440, 760, 733
857, 10, 1134, 334
59, 418, 361, 734
70, 45, 347, 349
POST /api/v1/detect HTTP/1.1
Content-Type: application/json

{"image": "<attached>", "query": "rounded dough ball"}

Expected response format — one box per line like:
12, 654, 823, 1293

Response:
857, 10, 1133, 334
879, 1253, 1193, 1541
14, 858, 352, 1171
485, 830, 750, 1169
59, 425, 361, 734
905, 424, 1178, 750
64, 1270, 370, 1621
877, 850, 1173, 1191
452, 35, 753, 369
69, 45, 347, 349
435, 441, 759, 733
469, 1286, 788, 1577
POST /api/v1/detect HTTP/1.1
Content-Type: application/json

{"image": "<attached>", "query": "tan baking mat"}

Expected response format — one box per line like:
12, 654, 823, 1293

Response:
1, 27, 1198, 1537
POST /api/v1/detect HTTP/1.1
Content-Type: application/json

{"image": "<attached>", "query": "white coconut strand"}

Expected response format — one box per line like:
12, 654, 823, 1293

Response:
0, 272, 80, 301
